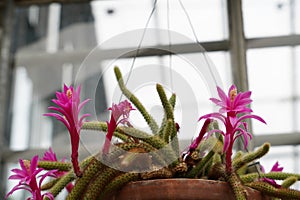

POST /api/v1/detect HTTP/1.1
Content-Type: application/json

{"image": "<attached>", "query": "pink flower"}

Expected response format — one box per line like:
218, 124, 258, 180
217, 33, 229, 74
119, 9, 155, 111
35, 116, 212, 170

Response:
261, 161, 283, 188
209, 85, 252, 116
199, 113, 265, 152
5, 155, 56, 200
41, 148, 74, 192
183, 119, 212, 160
102, 100, 135, 154
44, 84, 90, 177
199, 85, 266, 173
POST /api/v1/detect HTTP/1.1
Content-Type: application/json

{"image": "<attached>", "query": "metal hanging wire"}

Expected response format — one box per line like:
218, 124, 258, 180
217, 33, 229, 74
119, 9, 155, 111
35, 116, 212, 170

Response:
124, 0, 158, 87
177, 0, 219, 86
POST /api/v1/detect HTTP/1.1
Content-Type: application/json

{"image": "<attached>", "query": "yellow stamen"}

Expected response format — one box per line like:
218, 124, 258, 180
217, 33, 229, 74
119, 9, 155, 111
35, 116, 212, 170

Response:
230, 89, 237, 102
66, 89, 72, 99
23, 160, 31, 172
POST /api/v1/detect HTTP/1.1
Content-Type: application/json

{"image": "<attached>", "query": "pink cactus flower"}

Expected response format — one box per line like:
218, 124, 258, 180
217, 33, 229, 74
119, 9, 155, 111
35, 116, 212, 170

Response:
41, 148, 74, 192
5, 155, 56, 200
102, 100, 135, 154
44, 84, 90, 177
199, 85, 266, 173
261, 161, 283, 188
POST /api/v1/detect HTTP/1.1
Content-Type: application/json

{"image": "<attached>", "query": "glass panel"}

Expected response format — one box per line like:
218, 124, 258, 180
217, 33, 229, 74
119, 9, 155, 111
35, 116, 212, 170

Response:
10, 2, 99, 151
155, 0, 228, 43
92, 0, 227, 48
247, 47, 294, 134
243, 0, 291, 38
296, 46, 300, 131
296, 0, 300, 34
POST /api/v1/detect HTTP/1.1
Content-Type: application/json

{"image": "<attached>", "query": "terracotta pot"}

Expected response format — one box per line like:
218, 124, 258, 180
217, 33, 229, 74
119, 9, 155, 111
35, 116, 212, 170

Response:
109, 178, 269, 200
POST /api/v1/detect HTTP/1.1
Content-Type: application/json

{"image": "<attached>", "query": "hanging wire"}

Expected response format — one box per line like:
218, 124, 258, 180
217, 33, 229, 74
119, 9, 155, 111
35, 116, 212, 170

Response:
167, 0, 174, 90
124, 0, 158, 87
177, 0, 218, 86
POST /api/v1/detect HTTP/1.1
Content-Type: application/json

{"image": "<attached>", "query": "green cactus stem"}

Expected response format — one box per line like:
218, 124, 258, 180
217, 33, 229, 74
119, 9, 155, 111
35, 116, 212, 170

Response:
212, 152, 222, 165
233, 142, 270, 171
232, 151, 244, 162
156, 84, 179, 157
226, 172, 247, 200
41, 178, 60, 190
262, 172, 300, 181
44, 156, 95, 199
246, 181, 300, 199
158, 93, 176, 139
281, 176, 298, 188
82, 121, 131, 142
163, 119, 174, 143
207, 163, 226, 180
67, 157, 104, 200
156, 84, 174, 121
82, 121, 107, 131
46, 171, 75, 198
173, 161, 188, 174
112, 142, 167, 167
118, 126, 178, 165
114, 66, 159, 133
240, 173, 259, 183
38, 161, 72, 171
99, 173, 140, 200
141, 167, 173, 180
185, 150, 215, 178
82, 167, 121, 200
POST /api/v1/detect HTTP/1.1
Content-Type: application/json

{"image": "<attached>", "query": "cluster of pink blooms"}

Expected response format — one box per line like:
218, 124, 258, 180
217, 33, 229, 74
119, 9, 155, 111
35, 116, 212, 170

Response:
6, 84, 134, 199
6, 84, 283, 199
6, 150, 57, 200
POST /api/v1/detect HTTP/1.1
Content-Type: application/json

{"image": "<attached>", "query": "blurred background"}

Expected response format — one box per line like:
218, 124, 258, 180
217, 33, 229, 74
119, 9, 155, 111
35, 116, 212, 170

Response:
0, 0, 300, 198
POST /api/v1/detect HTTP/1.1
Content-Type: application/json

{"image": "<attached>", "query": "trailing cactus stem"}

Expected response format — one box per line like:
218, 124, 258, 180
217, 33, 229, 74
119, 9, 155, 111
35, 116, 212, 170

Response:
82, 121, 129, 141
41, 177, 60, 190
240, 173, 259, 183
212, 152, 222, 165
109, 142, 167, 167
171, 134, 180, 159
48, 171, 75, 198
232, 151, 243, 162
118, 126, 178, 164
114, 66, 158, 133
163, 119, 173, 143
99, 173, 140, 200
44, 156, 96, 198
158, 93, 176, 138
186, 150, 215, 178
281, 176, 298, 188
262, 172, 300, 180
38, 161, 72, 171
67, 157, 104, 200
156, 84, 174, 121
246, 181, 300, 199
233, 142, 270, 171
141, 167, 173, 179
82, 121, 107, 131
82, 167, 121, 200
226, 172, 247, 200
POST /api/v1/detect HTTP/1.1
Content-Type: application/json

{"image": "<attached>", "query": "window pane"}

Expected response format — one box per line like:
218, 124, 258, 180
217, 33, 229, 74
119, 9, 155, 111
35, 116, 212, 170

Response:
155, 0, 228, 43
10, 3, 99, 150
247, 47, 295, 134
243, 0, 291, 38
296, 1, 300, 34
92, 0, 228, 48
